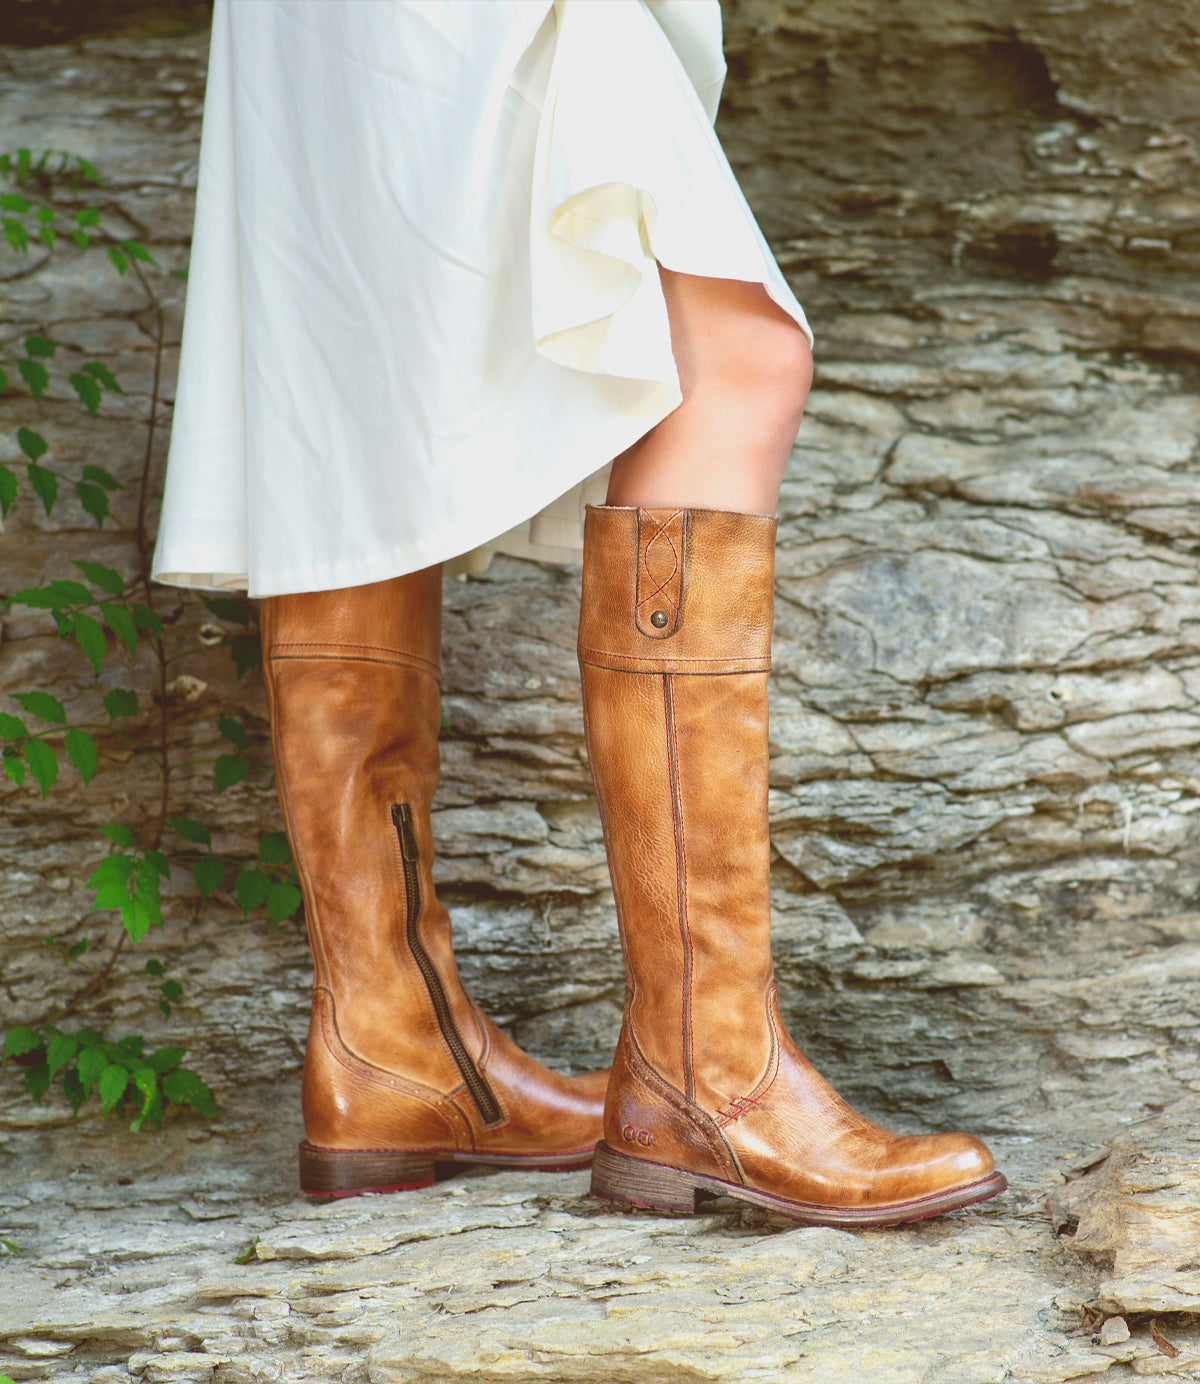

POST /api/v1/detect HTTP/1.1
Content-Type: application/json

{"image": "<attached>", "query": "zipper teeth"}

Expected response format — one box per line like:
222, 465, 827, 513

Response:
392, 804, 502, 1126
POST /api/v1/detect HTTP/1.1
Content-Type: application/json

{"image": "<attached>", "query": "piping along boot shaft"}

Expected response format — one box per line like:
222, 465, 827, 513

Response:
262, 569, 607, 1197
578, 505, 1006, 1225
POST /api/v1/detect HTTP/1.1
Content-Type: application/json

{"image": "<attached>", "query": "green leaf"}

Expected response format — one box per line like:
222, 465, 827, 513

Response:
81, 463, 121, 491
3, 1026, 42, 1059
35, 206, 53, 224
258, 831, 292, 865
75, 156, 101, 183
88, 852, 134, 909
12, 691, 66, 724
75, 481, 109, 527
145, 1046, 186, 1075
0, 466, 15, 519
38, 225, 57, 251
62, 1067, 85, 1114
74, 560, 123, 596
0, 193, 30, 213
45, 1031, 78, 1078
77, 1045, 107, 1097
98, 1062, 129, 1114
214, 754, 249, 793
3, 218, 28, 253
231, 633, 262, 680
236, 868, 271, 916
116, 1034, 144, 1061
121, 238, 156, 266
170, 817, 212, 847
66, 938, 88, 961
200, 593, 251, 626
100, 822, 136, 847
9, 578, 91, 609
17, 357, 48, 400
70, 372, 102, 417
0, 713, 26, 740
162, 1067, 217, 1119
71, 611, 107, 675
24, 740, 57, 797
104, 688, 138, 720
81, 360, 125, 393
217, 714, 251, 753
3, 754, 26, 786
75, 207, 101, 228
192, 856, 225, 899
100, 602, 138, 658
144, 850, 170, 880
16, 426, 47, 461
71, 229, 89, 251
106, 245, 128, 275
65, 727, 98, 785
23, 334, 56, 359
131, 1081, 164, 1132
132, 1066, 158, 1106
266, 880, 302, 925
144, 958, 164, 977
27, 462, 57, 515
132, 604, 163, 637
24, 1063, 51, 1101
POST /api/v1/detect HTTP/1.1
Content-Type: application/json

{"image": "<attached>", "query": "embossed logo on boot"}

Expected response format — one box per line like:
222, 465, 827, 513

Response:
621, 1124, 653, 1147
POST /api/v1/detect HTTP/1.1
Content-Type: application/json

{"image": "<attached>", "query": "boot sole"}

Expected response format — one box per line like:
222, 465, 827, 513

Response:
299, 1139, 596, 1198
590, 1141, 1008, 1227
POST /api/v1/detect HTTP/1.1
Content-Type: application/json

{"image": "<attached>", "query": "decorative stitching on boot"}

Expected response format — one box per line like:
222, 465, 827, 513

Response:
715, 1095, 763, 1127
635, 509, 685, 638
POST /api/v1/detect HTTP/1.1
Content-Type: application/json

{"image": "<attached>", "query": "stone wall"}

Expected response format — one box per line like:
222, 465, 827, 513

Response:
2, 0, 1200, 1149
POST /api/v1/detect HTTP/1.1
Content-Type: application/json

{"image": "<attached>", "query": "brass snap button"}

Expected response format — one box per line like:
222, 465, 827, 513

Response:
650, 610, 668, 628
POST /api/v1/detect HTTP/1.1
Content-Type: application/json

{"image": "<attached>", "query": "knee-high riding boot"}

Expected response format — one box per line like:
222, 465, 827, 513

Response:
578, 506, 1005, 1225
262, 569, 607, 1197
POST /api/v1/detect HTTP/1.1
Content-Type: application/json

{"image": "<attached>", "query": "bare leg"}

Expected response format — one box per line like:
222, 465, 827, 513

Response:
605, 267, 813, 515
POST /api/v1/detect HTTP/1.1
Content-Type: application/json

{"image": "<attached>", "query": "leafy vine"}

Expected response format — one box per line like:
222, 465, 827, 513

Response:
0, 148, 299, 1132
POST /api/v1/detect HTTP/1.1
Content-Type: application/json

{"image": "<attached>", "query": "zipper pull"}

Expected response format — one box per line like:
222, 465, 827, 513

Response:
392, 802, 421, 862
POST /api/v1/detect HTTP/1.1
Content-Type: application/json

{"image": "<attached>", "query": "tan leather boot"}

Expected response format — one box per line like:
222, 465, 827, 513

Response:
578, 506, 1006, 1225
262, 569, 608, 1197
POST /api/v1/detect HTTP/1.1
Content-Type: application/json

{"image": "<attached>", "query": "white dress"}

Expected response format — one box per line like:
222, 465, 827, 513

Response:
152, 0, 811, 597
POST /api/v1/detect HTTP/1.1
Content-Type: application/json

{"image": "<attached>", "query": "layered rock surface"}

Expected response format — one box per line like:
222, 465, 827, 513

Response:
2, 3, 1200, 1379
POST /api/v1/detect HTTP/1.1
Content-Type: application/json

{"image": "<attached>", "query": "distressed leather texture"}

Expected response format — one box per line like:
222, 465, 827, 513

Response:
263, 571, 607, 1157
579, 505, 997, 1210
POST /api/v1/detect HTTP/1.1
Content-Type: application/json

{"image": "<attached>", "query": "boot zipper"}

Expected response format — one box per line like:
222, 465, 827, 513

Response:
391, 802, 502, 1126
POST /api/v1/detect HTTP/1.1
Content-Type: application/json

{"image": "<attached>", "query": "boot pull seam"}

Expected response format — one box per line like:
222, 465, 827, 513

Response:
662, 673, 695, 1104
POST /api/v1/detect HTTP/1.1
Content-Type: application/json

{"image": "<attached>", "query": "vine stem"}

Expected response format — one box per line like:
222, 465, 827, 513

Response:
36, 932, 127, 1026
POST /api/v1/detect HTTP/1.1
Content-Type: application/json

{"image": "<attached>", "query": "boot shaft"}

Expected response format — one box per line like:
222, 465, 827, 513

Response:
578, 506, 779, 1111
262, 570, 493, 1108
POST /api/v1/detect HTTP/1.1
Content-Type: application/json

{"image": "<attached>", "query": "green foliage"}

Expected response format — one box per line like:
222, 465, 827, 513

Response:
144, 959, 184, 1018
0, 1022, 216, 1130
88, 840, 170, 943
0, 146, 293, 1140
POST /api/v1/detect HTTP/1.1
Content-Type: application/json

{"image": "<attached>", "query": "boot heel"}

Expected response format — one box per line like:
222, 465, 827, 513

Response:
590, 1141, 704, 1215
299, 1140, 437, 1198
